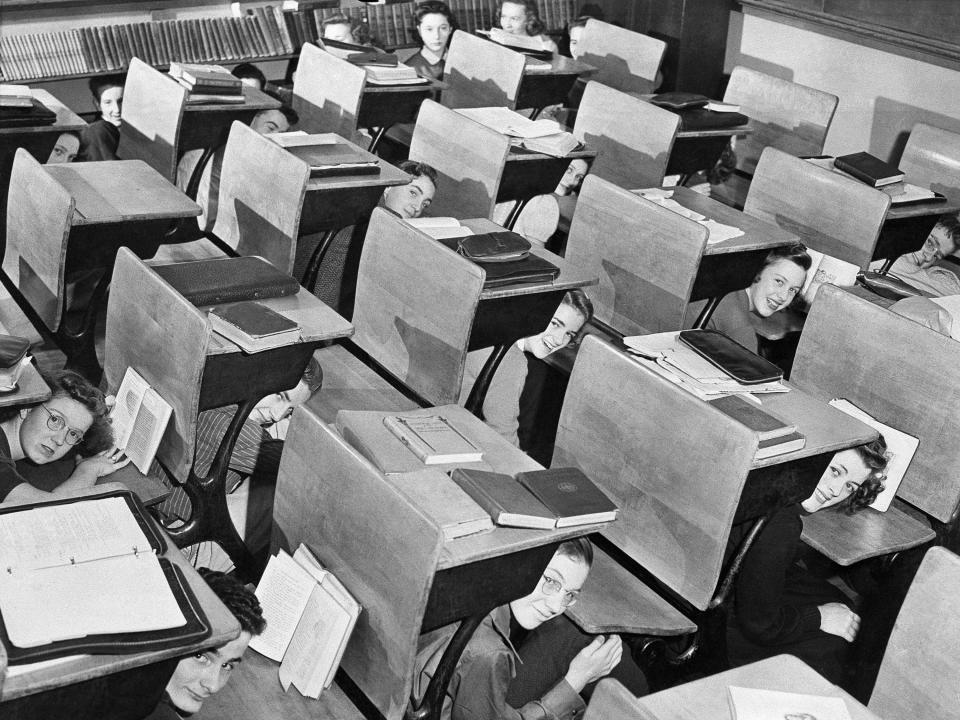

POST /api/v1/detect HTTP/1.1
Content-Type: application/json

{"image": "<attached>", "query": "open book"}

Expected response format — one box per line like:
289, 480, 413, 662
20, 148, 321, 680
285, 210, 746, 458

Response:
728, 686, 852, 720
0, 495, 186, 649
111, 367, 173, 474
250, 546, 360, 698
828, 399, 919, 512
406, 217, 475, 240
802, 249, 859, 304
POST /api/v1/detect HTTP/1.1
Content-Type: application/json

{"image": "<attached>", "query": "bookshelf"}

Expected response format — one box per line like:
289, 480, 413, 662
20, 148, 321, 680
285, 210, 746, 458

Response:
0, 1, 579, 84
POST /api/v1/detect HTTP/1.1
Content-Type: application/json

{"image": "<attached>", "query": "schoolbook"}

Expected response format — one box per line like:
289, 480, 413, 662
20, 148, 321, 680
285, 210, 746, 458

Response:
152, 255, 301, 306
406, 216, 475, 240
727, 686, 852, 720
110, 366, 173, 473
801, 249, 859, 304
451, 468, 556, 529
284, 143, 380, 177
834, 151, 904, 187
383, 414, 483, 465
708, 394, 797, 442
388, 468, 494, 541
755, 430, 806, 459
0, 491, 210, 664
517, 467, 618, 527
251, 546, 360, 698
208, 301, 301, 353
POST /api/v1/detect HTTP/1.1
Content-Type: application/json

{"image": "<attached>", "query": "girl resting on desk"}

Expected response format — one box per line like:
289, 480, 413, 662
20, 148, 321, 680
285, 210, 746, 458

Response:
405, 1, 456, 81
727, 437, 889, 685
77, 73, 125, 162
0, 370, 129, 506
496, 0, 559, 53
413, 538, 646, 720
701, 243, 811, 354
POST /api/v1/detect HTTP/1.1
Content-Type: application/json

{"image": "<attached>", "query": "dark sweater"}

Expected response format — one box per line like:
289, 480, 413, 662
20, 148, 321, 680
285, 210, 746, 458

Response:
78, 118, 120, 161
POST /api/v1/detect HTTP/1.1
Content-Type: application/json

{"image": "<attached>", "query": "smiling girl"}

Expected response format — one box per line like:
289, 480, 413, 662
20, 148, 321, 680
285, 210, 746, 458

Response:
78, 74, 125, 162
496, 0, 558, 53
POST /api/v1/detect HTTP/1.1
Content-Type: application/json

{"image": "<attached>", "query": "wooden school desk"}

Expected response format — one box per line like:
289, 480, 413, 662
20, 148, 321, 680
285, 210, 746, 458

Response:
634, 655, 881, 720
38, 159, 199, 377
515, 53, 595, 118
0, 521, 240, 714
273, 405, 613, 720
360, 78, 444, 153
667, 120, 753, 182
498, 144, 597, 229
0, 318, 49, 408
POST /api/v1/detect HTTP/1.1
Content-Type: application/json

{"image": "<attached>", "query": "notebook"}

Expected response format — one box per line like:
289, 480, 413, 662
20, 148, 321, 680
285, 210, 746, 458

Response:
284, 143, 381, 177
152, 256, 301, 307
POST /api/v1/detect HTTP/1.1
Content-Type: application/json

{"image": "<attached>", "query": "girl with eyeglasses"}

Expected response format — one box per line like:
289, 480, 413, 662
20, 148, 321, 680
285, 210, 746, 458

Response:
413, 538, 647, 718
0, 370, 128, 506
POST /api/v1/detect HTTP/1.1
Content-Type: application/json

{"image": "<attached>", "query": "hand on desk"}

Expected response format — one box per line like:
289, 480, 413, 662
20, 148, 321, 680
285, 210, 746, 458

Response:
72, 447, 131, 482
564, 634, 623, 692
818, 602, 860, 642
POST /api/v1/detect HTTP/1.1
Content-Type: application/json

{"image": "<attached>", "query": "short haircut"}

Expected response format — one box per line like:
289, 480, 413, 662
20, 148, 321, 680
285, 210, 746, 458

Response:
561, 288, 594, 341
935, 213, 960, 248
322, 13, 354, 33
89, 74, 125, 102
302, 356, 323, 396
397, 160, 439, 190
45, 370, 113, 456
843, 435, 889, 514
498, 0, 545, 36
276, 104, 299, 127
414, 0, 457, 29
757, 242, 812, 278
568, 16, 589, 31
198, 568, 266, 635
231, 62, 266, 89
557, 537, 593, 568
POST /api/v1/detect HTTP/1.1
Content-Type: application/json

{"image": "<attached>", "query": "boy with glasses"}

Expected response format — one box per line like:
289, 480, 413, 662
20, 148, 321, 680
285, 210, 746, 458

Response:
872, 214, 960, 296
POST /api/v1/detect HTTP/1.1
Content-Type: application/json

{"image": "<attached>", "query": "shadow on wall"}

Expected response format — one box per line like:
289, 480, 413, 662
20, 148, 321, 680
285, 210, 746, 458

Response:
873, 97, 960, 164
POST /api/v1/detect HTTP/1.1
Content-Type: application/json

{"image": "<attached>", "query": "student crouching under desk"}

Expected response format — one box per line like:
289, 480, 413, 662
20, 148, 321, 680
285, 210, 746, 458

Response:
413, 539, 647, 720
459, 289, 593, 447
0, 370, 130, 506
868, 214, 960, 297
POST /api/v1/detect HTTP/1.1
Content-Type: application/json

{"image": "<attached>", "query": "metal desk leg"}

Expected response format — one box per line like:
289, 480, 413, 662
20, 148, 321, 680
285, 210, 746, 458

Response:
301, 229, 339, 291
185, 145, 220, 202
693, 296, 723, 329
464, 344, 510, 418
504, 197, 531, 231
368, 126, 390, 154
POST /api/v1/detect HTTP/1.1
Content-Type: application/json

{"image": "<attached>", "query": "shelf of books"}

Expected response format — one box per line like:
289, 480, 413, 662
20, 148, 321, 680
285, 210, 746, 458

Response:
0, 0, 578, 84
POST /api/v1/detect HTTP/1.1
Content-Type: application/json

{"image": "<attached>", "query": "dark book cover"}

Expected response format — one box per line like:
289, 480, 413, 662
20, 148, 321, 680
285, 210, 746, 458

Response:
209, 301, 299, 340
237, 16, 259, 58
253, 6, 279, 55
197, 18, 213, 60
149, 22, 167, 66
708, 395, 796, 441
451, 468, 556, 529
755, 430, 806, 459
249, 12, 272, 57
154, 256, 301, 306
285, 143, 380, 176
222, 17, 242, 60
650, 91, 709, 110
517, 467, 618, 527
272, 5, 295, 54
835, 151, 904, 187
78, 28, 99, 73
476, 253, 560, 289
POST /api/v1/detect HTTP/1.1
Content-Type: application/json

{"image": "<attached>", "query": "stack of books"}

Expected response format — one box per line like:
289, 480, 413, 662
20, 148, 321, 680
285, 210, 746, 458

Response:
456, 107, 579, 157
708, 394, 805, 460
169, 62, 244, 104
364, 64, 428, 86
208, 301, 302, 353
0, 83, 56, 127
269, 133, 381, 177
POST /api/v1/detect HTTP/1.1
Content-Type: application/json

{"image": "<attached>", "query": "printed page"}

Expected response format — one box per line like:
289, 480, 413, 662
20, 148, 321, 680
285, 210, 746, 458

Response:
279, 583, 352, 697
802, 249, 858, 304
248, 551, 317, 661
111, 367, 150, 451
0, 496, 151, 571
124, 387, 173, 474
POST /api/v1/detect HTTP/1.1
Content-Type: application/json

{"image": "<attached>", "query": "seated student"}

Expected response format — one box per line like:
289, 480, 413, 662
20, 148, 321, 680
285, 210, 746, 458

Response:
868, 214, 960, 297
496, 0, 559, 53
727, 438, 889, 685
413, 539, 636, 719
171, 105, 298, 234
459, 289, 592, 447
309, 160, 439, 317
145, 568, 266, 719
47, 131, 80, 164
231, 61, 266, 91
0, 370, 128, 505
697, 243, 811, 354
566, 15, 588, 58
157, 358, 322, 572
321, 13, 358, 44
405, 1, 456, 81
77, 73, 125, 162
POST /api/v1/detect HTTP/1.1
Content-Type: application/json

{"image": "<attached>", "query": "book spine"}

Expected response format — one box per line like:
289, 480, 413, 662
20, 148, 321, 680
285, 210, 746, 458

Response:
117, 24, 134, 67
833, 158, 880, 187
381, 416, 432, 464
227, 17, 246, 60
273, 6, 295, 55
83, 27, 102, 73
253, 7, 277, 56
149, 22, 167, 66
37, 33, 54, 78
190, 19, 205, 62
56, 31, 75, 76
248, 14, 270, 58
196, 18, 211, 61
214, 18, 234, 61
237, 16, 258, 58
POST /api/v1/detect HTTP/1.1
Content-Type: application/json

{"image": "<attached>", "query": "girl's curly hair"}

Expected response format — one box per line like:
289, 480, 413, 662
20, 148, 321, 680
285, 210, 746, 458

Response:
843, 435, 889, 514
46, 370, 113, 456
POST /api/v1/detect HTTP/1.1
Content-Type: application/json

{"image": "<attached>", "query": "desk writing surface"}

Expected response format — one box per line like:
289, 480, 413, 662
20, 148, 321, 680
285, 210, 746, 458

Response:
44, 160, 200, 225
181, 85, 280, 114
0, 89, 85, 137
0, 318, 49, 408
506, 144, 596, 164
0, 526, 239, 701
458, 218, 598, 300
524, 54, 594, 77
204, 287, 354, 355
885, 190, 960, 221
675, 121, 754, 140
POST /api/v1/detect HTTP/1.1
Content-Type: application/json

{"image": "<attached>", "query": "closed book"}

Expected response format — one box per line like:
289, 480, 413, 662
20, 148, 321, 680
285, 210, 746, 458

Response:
178, 80, 244, 96
208, 302, 301, 353
170, 61, 241, 88
474, 253, 560, 289
383, 414, 483, 465
349, 51, 399, 67
755, 430, 806, 460
389, 468, 494, 541
708, 394, 797, 441
451, 468, 556, 529
650, 91, 709, 110
284, 143, 381, 177
153, 255, 301, 306
834, 151, 904, 187
517, 467, 618, 527
337, 409, 432, 474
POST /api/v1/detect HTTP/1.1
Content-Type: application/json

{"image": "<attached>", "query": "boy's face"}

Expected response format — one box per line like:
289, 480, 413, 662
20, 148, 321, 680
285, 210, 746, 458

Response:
166, 631, 252, 714
323, 22, 355, 44
250, 109, 290, 135
918, 223, 957, 268
249, 380, 312, 426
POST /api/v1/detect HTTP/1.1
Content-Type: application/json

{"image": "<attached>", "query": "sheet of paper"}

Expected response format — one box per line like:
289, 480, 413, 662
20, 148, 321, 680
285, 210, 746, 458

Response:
249, 551, 316, 661
728, 686, 852, 720
269, 133, 338, 148
699, 219, 744, 243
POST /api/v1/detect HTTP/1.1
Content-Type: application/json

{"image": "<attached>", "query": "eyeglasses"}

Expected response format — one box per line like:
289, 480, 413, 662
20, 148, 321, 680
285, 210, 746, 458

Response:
541, 574, 580, 607
39, 405, 85, 445
923, 235, 946, 262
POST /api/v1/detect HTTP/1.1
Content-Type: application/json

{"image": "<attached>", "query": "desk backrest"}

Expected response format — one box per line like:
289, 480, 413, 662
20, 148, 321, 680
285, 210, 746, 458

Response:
577, 19, 666, 95
584, 679, 650, 720
744, 147, 890, 268
292, 42, 366, 140
442, 30, 526, 109
553, 335, 756, 610
273, 407, 443, 720
105, 248, 209, 483
117, 57, 187, 182
352, 208, 484, 405
899, 122, 960, 198
3, 148, 74, 332
792, 285, 960, 523
566, 175, 707, 335
210, 121, 310, 273
409, 99, 511, 219
723, 66, 838, 177
574, 81, 679, 190
870, 546, 960, 720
